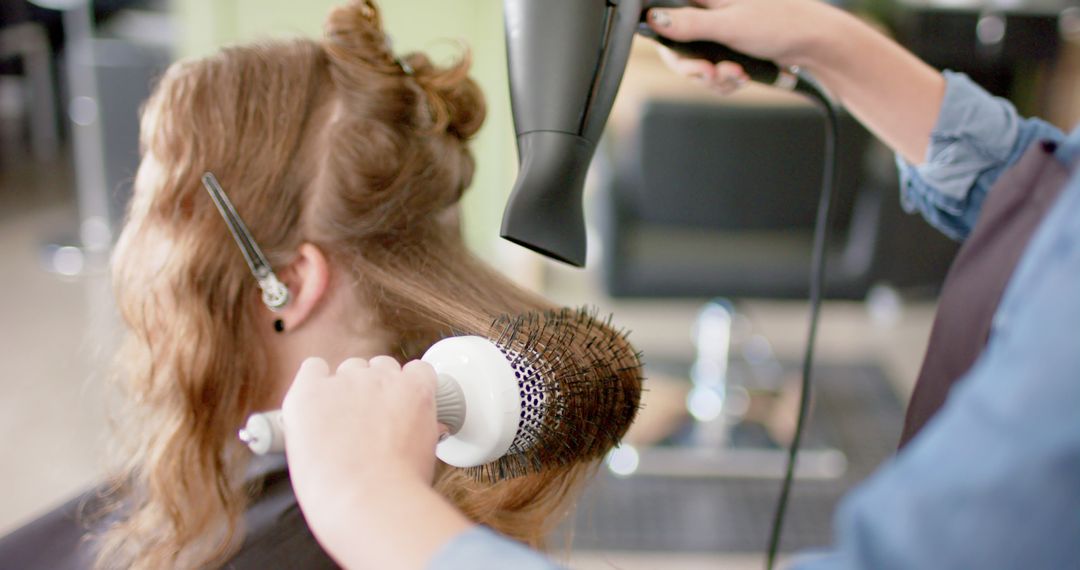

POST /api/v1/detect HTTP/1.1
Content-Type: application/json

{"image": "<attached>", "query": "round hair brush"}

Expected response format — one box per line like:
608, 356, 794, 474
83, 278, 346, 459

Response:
239, 307, 643, 482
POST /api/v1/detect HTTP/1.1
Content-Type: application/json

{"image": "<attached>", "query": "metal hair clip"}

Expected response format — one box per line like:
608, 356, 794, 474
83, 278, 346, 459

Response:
201, 172, 291, 312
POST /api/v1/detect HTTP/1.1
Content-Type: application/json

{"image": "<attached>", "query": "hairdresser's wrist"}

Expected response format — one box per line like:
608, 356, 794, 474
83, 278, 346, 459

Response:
310, 473, 473, 570
786, 3, 945, 162
301, 458, 429, 518
790, 5, 863, 74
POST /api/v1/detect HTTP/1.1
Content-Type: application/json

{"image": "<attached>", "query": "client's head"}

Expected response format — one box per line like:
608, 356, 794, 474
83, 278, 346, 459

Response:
101, 1, 597, 567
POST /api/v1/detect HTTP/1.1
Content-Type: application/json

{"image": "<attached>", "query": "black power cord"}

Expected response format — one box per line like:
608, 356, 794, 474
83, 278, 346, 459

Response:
764, 83, 840, 570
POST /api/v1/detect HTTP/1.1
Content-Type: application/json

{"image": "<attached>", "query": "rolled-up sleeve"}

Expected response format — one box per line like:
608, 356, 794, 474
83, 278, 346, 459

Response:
427, 527, 561, 570
897, 71, 1063, 240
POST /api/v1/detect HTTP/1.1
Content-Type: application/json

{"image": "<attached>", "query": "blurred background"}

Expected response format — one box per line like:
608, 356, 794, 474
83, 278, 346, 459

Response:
1, 0, 1077, 568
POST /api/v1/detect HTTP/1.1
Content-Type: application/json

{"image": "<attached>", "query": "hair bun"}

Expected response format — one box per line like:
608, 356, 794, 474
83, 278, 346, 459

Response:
324, 1, 485, 141
403, 50, 486, 141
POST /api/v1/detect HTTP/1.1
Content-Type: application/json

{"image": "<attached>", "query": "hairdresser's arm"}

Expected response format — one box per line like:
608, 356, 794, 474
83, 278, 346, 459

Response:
282, 356, 560, 570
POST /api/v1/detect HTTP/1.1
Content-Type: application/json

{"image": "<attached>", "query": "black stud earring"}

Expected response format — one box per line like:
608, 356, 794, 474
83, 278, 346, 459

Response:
273, 319, 285, 333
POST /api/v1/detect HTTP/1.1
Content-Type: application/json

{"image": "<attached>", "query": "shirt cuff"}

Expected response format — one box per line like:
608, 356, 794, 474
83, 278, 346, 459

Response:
909, 70, 1022, 204
427, 526, 561, 570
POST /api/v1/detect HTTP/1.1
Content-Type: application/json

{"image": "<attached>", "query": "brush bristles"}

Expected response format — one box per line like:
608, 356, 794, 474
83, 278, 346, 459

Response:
465, 306, 643, 483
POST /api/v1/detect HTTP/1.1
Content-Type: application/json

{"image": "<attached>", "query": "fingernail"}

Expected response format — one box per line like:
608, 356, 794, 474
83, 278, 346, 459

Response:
650, 9, 672, 28
438, 432, 450, 442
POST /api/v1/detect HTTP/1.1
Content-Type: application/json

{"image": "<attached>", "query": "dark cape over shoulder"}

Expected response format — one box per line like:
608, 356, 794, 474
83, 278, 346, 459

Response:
0, 456, 339, 569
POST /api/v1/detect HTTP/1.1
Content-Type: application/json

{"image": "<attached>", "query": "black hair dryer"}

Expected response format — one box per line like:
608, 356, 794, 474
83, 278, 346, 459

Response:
499, 0, 813, 267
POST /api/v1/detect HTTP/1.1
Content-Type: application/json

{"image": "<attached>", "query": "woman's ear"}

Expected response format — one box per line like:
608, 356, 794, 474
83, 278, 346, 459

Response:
276, 243, 331, 331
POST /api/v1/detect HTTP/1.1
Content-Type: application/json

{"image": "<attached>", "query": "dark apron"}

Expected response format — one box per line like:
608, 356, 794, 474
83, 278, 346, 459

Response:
899, 139, 1071, 448
0, 457, 338, 569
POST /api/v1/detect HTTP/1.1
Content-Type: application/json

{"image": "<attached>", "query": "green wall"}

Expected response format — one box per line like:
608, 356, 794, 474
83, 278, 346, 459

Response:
174, 0, 515, 255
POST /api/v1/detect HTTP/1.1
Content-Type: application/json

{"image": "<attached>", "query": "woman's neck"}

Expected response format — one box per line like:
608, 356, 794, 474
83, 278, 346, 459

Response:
262, 282, 395, 408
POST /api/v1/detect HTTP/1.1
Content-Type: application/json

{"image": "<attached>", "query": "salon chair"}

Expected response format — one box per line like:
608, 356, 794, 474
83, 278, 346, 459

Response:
593, 99, 958, 477
596, 99, 959, 298
602, 101, 852, 299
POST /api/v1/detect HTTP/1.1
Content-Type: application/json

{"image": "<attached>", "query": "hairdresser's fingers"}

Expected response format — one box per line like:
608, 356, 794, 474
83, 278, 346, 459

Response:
657, 45, 718, 83
284, 357, 332, 403
716, 60, 748, 81
656, 46, 749, 94
397, 361, 437, 410
647, 6, 734, 44
402, 360, 437, 384
297, 356, 331, 380
708, 60, 750, 94
368, 355, 402, 374
291, 357, 331, 391
282, 357, 336, 425
336, 357, 369, 376
402, 361, 439, 423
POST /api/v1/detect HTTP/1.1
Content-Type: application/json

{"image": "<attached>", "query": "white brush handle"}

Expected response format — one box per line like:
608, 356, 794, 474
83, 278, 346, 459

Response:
238, 409, 285, 455
434, 373, 467, 434
239, 373, 467, 456
239, 336, 521, 468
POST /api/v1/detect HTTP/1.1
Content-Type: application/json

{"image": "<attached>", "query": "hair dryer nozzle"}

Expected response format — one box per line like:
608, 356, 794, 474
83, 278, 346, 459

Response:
500, 132, 592, 267
501, 0, 642, 267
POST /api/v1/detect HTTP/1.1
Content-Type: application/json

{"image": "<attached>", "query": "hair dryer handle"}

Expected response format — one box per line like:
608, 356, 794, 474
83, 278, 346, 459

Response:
642, 29, 783, 85
434, 373, 467, 435
239, 373, 468, 456
638, 0, 794, 88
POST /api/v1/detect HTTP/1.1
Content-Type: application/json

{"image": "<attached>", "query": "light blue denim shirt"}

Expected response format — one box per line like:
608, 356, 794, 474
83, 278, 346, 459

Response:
428, 73, 1080, 569
791, 72, 1080, 570
898, 71, 1064, 240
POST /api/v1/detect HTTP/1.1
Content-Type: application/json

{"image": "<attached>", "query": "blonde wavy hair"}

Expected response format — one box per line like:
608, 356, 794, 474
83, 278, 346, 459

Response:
98, 1, 608, 567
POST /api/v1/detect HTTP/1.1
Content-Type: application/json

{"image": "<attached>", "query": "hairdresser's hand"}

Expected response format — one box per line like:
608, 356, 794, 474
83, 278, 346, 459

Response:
646, 0, 945, 164
646, 0, 846, 93
282, 356, 441, 501
281, 356, 471, 570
